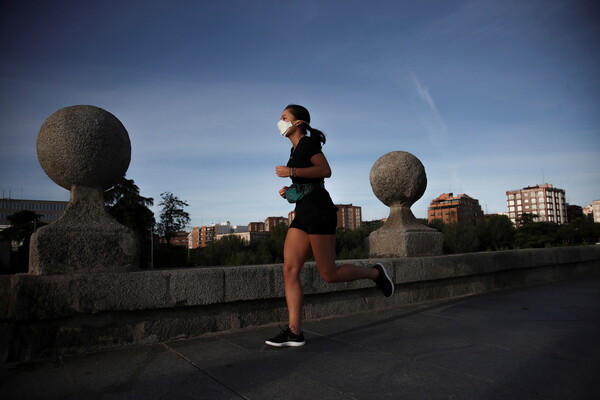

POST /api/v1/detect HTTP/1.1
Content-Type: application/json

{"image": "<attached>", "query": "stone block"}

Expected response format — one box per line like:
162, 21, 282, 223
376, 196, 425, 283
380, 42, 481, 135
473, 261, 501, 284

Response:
368, 228, 444, 258
530, 248, 559, 267
452, 252, 496, 276
401, 256, 452, 283
223, 265, 276, 302
493, 250, 533, 271
0, 276, 10, 319
579, 245, 600, 262
554, 246, 583, 265
169, 268, 225, 306
29, 222, 138, 275
76, 271, 170, 313
11, 274, 76, 320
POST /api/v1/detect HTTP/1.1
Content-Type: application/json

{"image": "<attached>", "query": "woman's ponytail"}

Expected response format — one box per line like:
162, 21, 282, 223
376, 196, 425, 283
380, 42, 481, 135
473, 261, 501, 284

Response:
306, 125, 326, 145
285, 104, 327, 145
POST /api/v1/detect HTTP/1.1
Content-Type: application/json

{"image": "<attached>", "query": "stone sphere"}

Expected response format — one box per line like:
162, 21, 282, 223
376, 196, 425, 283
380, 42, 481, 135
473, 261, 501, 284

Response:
37, 105, 131, 190
369, 151, 427, 207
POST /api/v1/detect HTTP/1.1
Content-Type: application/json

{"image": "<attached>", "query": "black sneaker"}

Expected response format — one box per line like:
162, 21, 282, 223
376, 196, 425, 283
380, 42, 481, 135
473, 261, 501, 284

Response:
265, 327, 305, 347
373, 263, 394, 298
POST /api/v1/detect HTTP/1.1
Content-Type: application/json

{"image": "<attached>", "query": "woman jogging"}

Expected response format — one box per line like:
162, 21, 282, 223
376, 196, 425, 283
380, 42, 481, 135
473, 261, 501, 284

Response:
265, 104, 394, 347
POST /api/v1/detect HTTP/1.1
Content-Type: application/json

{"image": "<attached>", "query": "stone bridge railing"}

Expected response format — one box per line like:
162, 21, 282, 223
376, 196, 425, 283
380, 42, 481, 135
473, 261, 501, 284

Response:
1, 245, 599, 362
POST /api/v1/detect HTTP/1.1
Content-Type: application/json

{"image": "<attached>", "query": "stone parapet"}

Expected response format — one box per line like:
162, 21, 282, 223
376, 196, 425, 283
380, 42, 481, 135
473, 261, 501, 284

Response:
1, 246, 599, 362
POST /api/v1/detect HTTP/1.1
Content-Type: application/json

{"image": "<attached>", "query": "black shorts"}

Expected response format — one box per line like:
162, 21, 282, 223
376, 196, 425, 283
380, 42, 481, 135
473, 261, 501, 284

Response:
289, 208, 337, 235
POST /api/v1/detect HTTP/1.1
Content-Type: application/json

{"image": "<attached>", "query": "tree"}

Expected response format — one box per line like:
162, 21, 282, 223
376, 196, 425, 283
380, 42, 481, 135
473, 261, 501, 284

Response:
442, 223, 480, 254
514, 222, 558, 248
1, 210, 46, 273
475, 215, 515, 251
516, 213, 538, 225
104, 176, 155, 268
156, 192, 190, 248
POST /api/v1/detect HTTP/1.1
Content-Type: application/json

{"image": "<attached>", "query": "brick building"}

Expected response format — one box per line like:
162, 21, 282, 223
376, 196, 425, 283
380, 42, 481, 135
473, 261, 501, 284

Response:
427, 193, 484, 224
265, 217, 288, 231
160, 231, 189, 247
506, 184, 567, 226
336, 204, 362, 230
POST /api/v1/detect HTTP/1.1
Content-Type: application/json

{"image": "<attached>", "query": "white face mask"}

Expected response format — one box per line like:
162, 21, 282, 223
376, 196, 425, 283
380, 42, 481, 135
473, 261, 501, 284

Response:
277, 120, 293, 137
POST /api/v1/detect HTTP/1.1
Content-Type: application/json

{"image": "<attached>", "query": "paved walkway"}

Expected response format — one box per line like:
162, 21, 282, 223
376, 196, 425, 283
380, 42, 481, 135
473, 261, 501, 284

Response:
2, 276, 600, 400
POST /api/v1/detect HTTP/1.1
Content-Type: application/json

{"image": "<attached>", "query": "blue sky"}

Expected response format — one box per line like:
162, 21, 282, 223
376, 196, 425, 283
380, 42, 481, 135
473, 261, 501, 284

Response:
1, 0, 599, 228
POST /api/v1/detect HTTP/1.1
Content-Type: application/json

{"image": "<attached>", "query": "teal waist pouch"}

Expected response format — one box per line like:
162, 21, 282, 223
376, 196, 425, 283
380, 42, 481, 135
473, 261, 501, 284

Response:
285, 183, 325, 203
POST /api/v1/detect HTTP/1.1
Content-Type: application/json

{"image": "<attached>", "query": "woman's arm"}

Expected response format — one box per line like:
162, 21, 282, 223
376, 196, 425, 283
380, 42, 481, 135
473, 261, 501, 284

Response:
275, 153, 332, 179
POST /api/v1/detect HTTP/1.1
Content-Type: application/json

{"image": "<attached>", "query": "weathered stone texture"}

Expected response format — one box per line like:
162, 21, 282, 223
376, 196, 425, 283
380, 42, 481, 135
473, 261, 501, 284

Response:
29, 186, 138, 275
368, 151, 443, 257
1, 246, 599, 362
37, 105, 131, 190
369, 151, 427, 207
30, 106, 138, 274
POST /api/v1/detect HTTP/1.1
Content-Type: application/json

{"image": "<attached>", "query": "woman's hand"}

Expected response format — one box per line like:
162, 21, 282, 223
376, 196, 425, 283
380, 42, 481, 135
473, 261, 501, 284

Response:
275, 166, 291, 178
279, 186, 289, 198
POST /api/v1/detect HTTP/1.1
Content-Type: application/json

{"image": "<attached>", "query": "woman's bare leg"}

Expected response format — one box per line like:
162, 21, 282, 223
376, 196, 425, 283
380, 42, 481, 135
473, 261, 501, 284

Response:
309, 234, 378, 283
282, 228, 311, 334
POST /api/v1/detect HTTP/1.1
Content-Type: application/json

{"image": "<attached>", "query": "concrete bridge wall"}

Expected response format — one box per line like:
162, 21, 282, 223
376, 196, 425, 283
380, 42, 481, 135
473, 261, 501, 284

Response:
1, 245, 599, 363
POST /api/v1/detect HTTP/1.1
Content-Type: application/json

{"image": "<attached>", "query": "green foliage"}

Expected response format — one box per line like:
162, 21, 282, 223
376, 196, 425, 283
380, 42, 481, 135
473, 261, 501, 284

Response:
104, 176, 155, 268
514, 222, 559, 248
427, 215, 599, 254
190, 223, 285, 267
336, 227, 372, 259
1, 210, 45, 244
189, 221, 383, 267
441, 223, 480, 254
1, 210, 47, 273
156, 192, 190, 248
475, 214, 515, 251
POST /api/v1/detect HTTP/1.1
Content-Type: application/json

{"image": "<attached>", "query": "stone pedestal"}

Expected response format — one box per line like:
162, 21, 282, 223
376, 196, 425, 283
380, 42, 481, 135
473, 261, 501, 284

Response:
29, 105, 138, 274
367, 151, 443, 258
367, 205, 443, 257
29, 186, 138, 274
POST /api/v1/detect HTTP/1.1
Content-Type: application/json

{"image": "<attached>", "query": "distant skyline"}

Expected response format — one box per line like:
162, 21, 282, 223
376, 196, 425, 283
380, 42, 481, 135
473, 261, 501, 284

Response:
1, 0, 599, 228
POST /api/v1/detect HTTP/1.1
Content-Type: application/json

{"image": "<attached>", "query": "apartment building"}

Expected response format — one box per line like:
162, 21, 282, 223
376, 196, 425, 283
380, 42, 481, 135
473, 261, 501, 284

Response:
265, 217, 288, 231
188, 222, 249, 249
159, 231, 189, 247
336, 204, 362, 230
593, 200, 600, 223
427, 193, 484, 224
506, 184, 567, 226
1, 198, 69, 226
248, 222, 266, 232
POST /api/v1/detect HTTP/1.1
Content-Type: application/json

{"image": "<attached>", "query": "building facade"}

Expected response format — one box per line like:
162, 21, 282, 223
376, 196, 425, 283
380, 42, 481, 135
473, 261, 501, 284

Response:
0, 198, 69, 226
264, 217, 288, 231
593, 200, 600, 223
188, 222, 249, 249
336, 204, 362, 230
506, 184, 567, 226
427, 193, 484, 224
215, 231, 271, 244
159, 231, 189, 247
248, 222, 266, 232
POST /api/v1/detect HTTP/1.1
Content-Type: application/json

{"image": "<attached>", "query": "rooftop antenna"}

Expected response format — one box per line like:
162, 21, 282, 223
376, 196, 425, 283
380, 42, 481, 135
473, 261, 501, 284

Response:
542, 168, 545, 184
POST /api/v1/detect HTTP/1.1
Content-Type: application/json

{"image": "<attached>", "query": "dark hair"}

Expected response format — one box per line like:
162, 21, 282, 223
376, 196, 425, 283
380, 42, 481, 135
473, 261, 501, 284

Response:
285, 104, 326, 145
